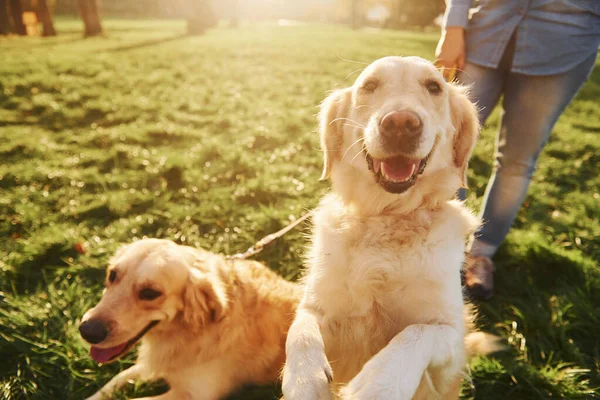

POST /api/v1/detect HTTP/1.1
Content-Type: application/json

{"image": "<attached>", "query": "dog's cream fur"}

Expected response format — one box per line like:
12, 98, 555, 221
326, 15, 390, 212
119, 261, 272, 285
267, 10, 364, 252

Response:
282, 56, 493, 400
82, 239, 299, 400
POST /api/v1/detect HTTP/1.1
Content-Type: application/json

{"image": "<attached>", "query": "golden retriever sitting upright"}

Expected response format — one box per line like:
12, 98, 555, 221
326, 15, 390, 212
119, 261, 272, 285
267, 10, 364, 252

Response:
80, 238, 299, 400
282, 57, 497, 400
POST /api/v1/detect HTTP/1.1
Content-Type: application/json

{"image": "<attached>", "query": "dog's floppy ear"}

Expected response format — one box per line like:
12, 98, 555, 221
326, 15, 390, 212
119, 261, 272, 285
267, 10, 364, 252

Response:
182, 268, 228, 330
450, 84, 480, 188
319, 88, 352, 180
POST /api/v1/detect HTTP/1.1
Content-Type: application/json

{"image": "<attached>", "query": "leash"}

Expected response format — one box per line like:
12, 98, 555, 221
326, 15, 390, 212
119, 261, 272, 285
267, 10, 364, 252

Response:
226, 211, 313, 261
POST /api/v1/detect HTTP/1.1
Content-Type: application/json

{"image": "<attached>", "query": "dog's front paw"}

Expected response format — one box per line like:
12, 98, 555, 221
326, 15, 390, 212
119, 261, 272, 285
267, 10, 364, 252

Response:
340, 363, 403, 400
282, 353, 334, 400
339, 380, 372, 400
340, 377, 392, 400
340, 360, 419, 400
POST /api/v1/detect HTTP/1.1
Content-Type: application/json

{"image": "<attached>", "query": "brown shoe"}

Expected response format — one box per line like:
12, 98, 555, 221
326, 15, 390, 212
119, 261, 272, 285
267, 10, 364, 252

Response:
464, 255, 495, 300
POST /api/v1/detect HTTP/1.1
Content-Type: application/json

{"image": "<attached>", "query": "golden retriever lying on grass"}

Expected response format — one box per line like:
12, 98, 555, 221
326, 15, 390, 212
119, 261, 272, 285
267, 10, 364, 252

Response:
282, 56, 499, 400
80, 238, 299, 400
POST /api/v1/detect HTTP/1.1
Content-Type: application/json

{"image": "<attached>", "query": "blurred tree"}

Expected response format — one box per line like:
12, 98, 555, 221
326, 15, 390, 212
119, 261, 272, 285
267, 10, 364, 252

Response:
336, 0, 365, 28
385, 0, 444, 29
0, 0, 12, 34
9, 0, 26, 35
187, 0, 217, 35
78, 0, 103, 37
229, 0, 239, 28
351, 0, 362, 29
38, 0, 56, 36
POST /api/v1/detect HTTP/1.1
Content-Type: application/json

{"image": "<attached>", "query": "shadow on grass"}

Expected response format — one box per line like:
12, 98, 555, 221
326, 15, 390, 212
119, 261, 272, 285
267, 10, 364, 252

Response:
572, 122, 600, 132
12, 35, 88, 48
468, 239, 600, 397
104, 34, 189, 53
2, 240, 106, 295
57, 26, 181, 35
572, 63, 600, 103
4, 101, 137, 132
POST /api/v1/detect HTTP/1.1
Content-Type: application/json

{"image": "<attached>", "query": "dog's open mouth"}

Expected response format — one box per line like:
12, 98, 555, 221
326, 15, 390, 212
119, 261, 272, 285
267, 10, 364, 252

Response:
366, 150, 432, 194
90, 320, 159, 364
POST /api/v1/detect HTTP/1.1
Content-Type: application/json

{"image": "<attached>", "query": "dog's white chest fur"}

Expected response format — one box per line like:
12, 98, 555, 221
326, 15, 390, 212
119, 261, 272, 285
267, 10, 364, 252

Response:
303, 195, 477, 382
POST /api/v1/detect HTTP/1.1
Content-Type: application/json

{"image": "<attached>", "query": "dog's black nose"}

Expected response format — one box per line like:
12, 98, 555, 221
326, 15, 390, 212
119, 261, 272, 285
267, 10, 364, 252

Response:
79, 319, 108, 344
379, 110, 423, 151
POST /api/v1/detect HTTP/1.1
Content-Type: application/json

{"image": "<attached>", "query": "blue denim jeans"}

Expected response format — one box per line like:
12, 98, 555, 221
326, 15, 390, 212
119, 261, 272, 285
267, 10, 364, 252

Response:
457, 53, 597, 258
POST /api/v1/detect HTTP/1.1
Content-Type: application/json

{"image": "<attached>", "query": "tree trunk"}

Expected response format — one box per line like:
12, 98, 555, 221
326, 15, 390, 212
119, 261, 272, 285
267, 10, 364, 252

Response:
384, 0, 406, 30
37, 0, 56, 37
187, 0, 217, 35
0, 0, 12, 35
78, 0, 103, 37
9, 0, 26, 35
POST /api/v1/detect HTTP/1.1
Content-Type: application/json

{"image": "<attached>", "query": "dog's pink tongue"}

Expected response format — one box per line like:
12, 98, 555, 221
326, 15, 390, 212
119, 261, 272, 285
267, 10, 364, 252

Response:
381, 158, 419, 181
90, 343, 127, 363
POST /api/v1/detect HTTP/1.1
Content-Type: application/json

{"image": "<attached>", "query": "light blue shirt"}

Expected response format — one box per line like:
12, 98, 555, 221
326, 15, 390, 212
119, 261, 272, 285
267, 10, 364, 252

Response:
444, 0, 600, 75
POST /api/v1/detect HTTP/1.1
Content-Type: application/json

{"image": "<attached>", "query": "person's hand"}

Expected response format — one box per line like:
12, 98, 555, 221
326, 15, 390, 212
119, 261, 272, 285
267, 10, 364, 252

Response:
435, 27, 465, 81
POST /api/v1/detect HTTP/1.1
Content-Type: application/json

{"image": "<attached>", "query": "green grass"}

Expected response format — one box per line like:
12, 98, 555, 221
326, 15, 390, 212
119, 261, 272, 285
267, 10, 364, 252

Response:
1, 18, 599, 400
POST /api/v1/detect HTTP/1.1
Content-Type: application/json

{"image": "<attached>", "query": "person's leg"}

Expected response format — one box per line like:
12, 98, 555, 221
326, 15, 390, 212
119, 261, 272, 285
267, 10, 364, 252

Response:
470, 53, 597, 261
457, 63, 505, 125
455, 63, 506, 201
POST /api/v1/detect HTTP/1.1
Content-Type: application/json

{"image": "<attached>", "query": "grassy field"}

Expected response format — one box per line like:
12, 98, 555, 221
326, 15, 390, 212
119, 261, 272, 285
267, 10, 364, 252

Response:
1, 18, 599, 400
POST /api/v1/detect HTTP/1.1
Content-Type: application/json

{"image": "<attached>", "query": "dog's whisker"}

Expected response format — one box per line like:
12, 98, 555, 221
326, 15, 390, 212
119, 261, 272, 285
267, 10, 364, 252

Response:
330, 117, 366, 128
313, 145, 344, 153
335, 52, 369, 66
353, 104, 375, 110
342, 122, 366, 131
345, 68, 365, 80
341, 137, 365, 163
349, 147, 366, 165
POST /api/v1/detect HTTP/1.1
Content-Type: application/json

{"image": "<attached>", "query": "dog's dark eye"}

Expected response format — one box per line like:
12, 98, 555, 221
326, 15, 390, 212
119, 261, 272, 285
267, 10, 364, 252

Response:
108, 270, 116, 283
425, 81, 442, 95
362, 80, 379, 92
139, 288, 162, 301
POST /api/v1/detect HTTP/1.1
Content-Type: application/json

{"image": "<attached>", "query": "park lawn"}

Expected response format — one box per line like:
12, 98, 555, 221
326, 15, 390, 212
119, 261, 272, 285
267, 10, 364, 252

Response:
1, 18, 599, 400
